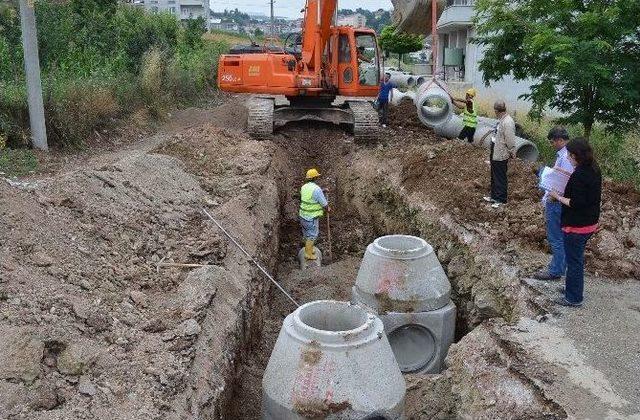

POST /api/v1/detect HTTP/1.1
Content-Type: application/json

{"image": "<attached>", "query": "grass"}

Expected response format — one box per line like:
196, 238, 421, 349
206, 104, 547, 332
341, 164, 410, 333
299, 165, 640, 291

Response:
0, 148, 38, 177
203, 30, 267, 46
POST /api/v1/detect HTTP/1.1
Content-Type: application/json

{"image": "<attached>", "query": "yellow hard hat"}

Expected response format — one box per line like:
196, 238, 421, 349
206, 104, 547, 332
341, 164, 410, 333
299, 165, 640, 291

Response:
306, 168, 320, 179
466, 88, 477, 98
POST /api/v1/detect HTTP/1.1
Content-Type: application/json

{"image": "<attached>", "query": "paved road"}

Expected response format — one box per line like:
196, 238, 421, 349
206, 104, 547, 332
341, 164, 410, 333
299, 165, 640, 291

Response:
520, 277, 640, 419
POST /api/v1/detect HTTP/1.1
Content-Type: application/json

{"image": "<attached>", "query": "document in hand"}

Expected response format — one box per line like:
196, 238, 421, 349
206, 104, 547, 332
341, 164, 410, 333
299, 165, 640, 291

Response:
539, 166, 570, 194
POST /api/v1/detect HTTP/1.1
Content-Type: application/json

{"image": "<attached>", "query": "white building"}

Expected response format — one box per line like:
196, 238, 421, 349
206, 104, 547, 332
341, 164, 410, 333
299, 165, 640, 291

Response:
436, 0, 533, 111
337, 13, 367, 28
138, 0, 210, 27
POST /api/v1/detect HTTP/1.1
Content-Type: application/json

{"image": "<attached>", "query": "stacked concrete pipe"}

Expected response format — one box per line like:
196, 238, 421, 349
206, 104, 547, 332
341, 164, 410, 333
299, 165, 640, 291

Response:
415, 75, 428, 86
388, 72, 416, 89
389, 88, 416, 106
352, 235, 456, 374
262, 300, 406, 419
407, 81, 540, 162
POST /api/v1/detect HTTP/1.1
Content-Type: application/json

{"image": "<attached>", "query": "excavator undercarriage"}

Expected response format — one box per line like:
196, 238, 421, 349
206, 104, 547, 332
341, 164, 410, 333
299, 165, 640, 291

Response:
246, 96, 380, 142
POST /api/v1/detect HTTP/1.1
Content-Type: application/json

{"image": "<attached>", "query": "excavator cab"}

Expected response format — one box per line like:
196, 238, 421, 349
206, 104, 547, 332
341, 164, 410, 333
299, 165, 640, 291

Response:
333, 28, 381, 97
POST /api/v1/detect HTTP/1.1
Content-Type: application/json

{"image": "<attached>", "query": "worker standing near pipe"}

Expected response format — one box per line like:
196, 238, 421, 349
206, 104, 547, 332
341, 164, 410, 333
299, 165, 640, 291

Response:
377, 72, 395, 127
299, 168, 329, 261
483, 100, 515, 209
451, 88, 478, 143
534, 127, 574, 281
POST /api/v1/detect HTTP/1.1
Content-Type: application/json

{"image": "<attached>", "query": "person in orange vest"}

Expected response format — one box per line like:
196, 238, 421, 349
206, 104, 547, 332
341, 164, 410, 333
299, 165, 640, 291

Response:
452, 88, 478, 143
299, 168, 329, 260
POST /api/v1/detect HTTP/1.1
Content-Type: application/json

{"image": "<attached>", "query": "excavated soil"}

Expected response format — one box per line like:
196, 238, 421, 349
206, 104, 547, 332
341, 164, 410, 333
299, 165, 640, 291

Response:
1, 95, 639, 419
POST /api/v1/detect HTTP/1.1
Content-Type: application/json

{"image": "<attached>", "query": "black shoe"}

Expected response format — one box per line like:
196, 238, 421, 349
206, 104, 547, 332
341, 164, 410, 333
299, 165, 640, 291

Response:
533, 270, 561, 281
554, 296, 583, 307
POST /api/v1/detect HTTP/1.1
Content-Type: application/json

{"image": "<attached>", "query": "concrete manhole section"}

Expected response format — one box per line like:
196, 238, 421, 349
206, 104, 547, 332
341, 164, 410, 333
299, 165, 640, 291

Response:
352, 234, 456, 374
262, 300, 406, 419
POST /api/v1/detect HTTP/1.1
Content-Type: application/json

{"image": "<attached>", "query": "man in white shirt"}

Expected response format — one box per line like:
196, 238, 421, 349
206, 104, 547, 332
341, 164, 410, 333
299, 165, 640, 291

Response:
534, 127, 574, 280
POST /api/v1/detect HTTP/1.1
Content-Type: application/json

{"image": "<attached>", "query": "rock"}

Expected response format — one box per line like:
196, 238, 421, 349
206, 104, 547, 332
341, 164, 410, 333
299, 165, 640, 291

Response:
57, 340, 101, 376
176, 266, 219, 318
474, 290, 501, 318
78, 376, 97, 396
440, 322, 565, 419
447, 256, 467, 279
72, 301, 90, 319
86, 310, 111, 332
594, 230, 624, 259
32, 252, 54, 267
161, 331, 176, 342
0, 327, 44, 383
129, 290, 149, 308
141, 318, 167, 333
627, 227, 640, 248
177, 319, 201, 337
31, 382, 61, 410
79, 279, 92, 290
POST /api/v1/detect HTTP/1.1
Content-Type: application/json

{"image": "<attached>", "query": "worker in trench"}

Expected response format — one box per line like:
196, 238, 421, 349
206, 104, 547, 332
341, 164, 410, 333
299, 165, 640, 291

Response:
451, 88, 478, 143
299, 168, 329, 260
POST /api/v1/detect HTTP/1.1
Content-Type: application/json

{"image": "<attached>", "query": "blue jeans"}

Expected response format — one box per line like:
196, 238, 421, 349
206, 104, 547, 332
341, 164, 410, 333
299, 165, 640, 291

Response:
300, 217, 319, 241
563, 232, 592, 304
545, 201, 566, 276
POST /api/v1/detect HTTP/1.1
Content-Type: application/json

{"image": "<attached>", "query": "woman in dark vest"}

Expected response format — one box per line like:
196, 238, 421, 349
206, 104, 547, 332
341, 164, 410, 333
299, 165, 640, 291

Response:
550, 138, 602, 307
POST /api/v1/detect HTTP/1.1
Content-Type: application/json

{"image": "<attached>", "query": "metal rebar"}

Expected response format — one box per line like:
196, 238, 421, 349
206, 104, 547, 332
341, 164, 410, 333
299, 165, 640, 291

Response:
202, 208, 300, 308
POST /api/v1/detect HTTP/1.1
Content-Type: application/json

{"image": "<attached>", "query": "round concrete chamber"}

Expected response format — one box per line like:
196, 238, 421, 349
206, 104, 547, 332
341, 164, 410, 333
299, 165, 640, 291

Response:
352, 235, 456, 374
262, 300, 406, 419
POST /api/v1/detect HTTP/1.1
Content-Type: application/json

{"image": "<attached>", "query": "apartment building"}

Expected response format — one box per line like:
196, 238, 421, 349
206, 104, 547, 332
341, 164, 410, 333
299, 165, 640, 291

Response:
337, 13, 367, 28
134, 0, 210, 27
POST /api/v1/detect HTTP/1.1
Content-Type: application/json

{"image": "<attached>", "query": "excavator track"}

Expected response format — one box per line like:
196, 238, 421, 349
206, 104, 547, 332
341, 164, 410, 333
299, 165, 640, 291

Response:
247, 97, 275, 140
348, 101, 380, 144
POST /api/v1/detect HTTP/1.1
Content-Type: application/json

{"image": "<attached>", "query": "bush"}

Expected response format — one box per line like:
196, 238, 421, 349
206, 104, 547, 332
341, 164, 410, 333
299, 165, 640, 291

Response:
45, 78, 121, 146
0, 1, 227, 149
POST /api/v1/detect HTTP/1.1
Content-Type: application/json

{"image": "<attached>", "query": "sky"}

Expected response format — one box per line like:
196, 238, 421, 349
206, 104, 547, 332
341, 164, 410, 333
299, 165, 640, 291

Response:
210, 0, 393, 19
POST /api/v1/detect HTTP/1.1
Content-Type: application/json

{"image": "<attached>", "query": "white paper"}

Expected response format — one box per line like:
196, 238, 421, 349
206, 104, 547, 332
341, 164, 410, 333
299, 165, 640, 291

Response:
539, 166, 570, 194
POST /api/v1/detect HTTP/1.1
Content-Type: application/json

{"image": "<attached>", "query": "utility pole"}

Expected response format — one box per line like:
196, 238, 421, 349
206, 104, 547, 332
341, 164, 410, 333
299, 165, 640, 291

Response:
430, 0, 438, 77
270, 0, 275, 37
18, 0, 48, 151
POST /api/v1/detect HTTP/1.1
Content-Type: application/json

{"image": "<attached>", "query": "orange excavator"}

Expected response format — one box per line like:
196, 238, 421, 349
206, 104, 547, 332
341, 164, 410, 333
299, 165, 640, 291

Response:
217, 0, 382, 141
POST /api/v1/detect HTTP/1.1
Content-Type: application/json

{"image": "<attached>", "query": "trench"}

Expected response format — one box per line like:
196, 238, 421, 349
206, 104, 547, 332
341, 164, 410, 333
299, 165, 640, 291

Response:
222, 122, 484, 419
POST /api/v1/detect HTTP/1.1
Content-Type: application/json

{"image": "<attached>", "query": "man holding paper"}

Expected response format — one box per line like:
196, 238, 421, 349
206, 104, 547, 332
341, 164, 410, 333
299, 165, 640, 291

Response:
534, 127, 573, 281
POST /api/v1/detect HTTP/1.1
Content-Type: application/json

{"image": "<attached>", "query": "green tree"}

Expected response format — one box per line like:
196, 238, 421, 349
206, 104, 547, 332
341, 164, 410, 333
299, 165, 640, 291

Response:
378, 25, 423, 70
474, 0, 640, 138
254, 28, 264, 37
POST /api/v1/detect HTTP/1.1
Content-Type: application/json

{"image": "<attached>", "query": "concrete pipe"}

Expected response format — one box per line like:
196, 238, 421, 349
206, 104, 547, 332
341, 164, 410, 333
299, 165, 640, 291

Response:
414, 82, 454, 128
415, 75, 428, 86
352, 235, 456, 374
262, 300, 406, 419
389, 73, 416, 89
473, 119, 540, 162
389, 88, 416, 106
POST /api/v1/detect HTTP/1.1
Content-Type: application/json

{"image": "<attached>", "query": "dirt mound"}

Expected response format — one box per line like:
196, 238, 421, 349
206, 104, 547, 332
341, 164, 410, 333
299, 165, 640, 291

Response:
398, 140, 640, 278
0, 106, 282, 419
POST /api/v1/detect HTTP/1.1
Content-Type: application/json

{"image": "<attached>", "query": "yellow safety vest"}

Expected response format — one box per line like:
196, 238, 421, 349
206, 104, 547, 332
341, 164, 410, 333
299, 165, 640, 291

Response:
299, 182, 324, 219
462, 101, 478, 128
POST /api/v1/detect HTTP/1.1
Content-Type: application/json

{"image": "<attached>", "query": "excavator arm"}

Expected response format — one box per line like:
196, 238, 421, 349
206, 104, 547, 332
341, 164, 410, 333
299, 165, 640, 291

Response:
300, 0, 338, 74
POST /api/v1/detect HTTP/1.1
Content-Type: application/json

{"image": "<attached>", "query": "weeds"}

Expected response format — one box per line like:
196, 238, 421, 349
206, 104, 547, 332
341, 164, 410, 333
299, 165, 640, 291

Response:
0, 148, 37, 177
0, 2, 228, 152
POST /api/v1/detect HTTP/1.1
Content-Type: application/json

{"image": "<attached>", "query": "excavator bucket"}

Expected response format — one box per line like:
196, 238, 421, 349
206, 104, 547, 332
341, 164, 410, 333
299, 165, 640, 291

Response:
391, 0, 446, 35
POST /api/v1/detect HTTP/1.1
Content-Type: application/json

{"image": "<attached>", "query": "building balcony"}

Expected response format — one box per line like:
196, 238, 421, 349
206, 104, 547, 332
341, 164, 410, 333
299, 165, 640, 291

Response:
437, 0, 474, 32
